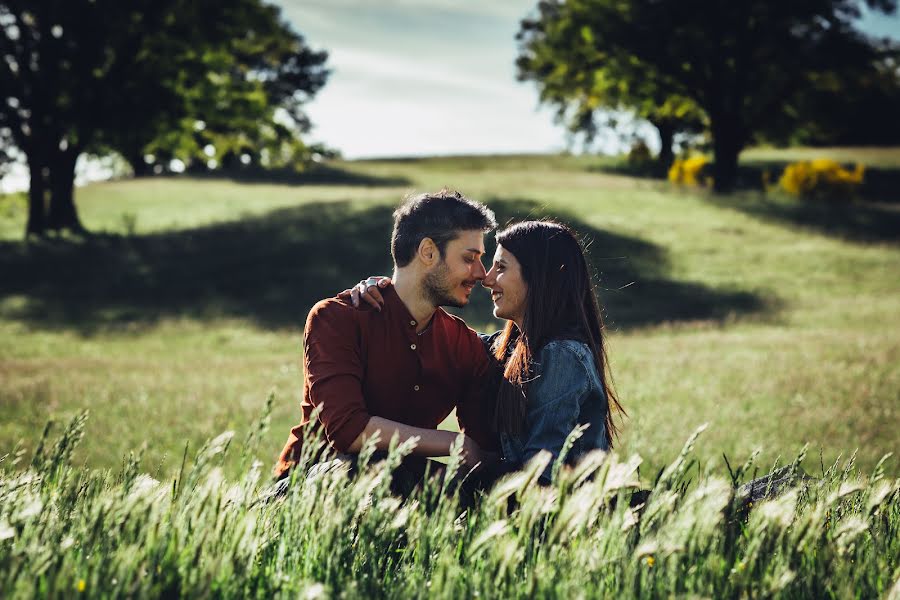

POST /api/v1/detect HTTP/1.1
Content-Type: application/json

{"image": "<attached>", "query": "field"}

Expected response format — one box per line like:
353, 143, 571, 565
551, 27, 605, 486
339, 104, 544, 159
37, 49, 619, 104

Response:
1, 150, 898, 477
1, 150, 899, 596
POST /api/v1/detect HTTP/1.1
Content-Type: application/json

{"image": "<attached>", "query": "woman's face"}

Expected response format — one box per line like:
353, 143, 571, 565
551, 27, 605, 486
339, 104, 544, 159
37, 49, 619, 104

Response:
483, 244, 528, 327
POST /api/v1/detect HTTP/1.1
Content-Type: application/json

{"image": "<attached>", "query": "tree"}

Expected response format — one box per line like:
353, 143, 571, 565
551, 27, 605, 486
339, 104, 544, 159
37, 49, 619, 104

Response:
517, 0, 706, 166
760, 45, 900, 146
516, 0, 899, 192
0, 126, 13, 179
111, 2, 330, 177
0, 0, 328, 237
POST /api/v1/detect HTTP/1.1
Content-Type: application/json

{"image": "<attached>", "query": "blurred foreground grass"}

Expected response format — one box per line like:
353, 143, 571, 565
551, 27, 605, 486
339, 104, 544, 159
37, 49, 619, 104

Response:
0, 414, 897, 598
0, 149, 898, 482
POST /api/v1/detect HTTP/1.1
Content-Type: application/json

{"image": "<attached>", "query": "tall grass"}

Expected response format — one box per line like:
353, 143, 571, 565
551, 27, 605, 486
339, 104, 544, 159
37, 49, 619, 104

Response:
1, 409, 897, 598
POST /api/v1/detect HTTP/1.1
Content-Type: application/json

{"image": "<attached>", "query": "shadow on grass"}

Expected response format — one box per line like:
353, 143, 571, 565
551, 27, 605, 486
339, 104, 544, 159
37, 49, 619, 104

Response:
858, 166, 900, 204
744, 162, 900, 205
703, 192, 900, 245
591, 157, 900, 243
177, 162, 412, 187
587, 160, 670, 180
450, 198, 770, 331
0, 197, 771, 334
591, 157, 900, 202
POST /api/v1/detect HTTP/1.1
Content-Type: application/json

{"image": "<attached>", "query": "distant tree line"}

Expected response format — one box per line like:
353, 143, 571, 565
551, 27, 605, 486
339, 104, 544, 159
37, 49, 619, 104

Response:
516, 0, 900, 192
0, 0, 329, 237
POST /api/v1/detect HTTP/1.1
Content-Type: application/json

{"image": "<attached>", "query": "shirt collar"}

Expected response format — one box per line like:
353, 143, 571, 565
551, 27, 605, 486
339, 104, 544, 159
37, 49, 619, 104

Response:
382, 285, 440, 333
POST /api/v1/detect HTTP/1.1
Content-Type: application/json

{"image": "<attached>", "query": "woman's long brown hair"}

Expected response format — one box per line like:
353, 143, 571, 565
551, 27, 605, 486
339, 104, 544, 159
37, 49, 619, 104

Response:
492, 220, 624, 446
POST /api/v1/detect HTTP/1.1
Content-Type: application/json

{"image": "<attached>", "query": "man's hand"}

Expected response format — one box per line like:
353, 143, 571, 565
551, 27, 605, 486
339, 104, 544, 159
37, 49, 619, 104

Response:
338, 276, 393, 311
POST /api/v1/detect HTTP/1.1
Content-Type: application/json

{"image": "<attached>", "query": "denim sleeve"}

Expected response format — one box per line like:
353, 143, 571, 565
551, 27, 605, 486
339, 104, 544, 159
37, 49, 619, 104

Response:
521, 342, 590, 484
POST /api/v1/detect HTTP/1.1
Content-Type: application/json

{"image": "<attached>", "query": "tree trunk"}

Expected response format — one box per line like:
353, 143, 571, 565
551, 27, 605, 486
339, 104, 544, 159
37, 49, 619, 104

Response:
47, 149, 86, 233
655, 121, 675, 167
710, 116, 744, 194
123, 149, 151, 177
131, 156, 151, 177
25, 157, 48, 237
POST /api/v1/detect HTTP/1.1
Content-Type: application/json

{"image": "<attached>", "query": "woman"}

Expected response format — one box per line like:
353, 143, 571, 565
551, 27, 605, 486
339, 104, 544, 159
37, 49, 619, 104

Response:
480, 220, 623, 483
352, 220, 624, 485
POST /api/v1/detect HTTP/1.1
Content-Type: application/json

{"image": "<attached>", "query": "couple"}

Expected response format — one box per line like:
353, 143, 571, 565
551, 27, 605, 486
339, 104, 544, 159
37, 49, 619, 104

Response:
273, 189, 624, 492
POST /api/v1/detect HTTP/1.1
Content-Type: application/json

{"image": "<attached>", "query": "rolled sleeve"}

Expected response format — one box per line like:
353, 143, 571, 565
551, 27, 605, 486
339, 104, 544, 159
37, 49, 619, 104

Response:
304, 303, 371, 453
521, 343, 590, 483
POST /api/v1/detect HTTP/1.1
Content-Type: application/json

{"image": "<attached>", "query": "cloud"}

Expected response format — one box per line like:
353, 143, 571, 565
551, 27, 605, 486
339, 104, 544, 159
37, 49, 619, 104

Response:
284, 0, 534, 22
327, 46, 519, 98
278, 0, 568, 157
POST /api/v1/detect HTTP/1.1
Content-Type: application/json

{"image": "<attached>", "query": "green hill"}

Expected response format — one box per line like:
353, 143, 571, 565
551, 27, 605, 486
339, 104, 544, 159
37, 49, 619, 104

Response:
1, 151, 898, 479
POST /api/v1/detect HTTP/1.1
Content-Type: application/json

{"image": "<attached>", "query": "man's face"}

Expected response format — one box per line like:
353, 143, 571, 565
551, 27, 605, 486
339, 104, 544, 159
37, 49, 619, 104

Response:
422, 229, 487, 308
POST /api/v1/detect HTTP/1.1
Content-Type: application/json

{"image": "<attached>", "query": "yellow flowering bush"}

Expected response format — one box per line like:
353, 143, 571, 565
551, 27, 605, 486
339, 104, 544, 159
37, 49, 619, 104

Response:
668, 156, 712, 187
778, 159, 865, 201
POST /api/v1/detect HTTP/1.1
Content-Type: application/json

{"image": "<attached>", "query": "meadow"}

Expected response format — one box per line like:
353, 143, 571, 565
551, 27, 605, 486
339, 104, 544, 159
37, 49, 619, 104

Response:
0, 150, 899, 597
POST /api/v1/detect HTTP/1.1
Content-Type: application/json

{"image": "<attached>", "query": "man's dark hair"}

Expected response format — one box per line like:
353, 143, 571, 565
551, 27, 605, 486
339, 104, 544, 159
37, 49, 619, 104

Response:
391, 189, 497, 267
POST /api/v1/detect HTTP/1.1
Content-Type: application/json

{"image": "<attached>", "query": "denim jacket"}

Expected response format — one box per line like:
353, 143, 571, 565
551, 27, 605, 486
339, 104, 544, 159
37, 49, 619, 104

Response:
495, 339, 610, 484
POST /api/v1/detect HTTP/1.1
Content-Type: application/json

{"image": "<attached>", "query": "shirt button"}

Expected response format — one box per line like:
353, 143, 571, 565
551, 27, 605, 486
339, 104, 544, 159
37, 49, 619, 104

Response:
410, 343, 416, 350
410, 320, 416, 326
414, 385, 420, 391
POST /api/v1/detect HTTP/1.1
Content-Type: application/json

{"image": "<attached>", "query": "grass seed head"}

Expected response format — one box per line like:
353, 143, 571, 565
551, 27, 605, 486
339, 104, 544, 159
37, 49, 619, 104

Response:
756, 489, 799, 530
471, 519, 510, 557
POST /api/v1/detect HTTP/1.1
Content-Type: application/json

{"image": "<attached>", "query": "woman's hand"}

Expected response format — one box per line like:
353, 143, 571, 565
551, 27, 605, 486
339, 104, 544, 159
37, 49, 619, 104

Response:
338, 276, 393, 311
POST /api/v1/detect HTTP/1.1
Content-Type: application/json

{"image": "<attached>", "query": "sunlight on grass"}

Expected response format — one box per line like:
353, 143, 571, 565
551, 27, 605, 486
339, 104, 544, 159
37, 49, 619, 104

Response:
1, 152, 898, 482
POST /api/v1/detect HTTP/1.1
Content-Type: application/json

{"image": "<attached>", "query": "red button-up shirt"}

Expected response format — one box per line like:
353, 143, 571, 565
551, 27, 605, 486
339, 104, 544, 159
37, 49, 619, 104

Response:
275, 286, 497, 479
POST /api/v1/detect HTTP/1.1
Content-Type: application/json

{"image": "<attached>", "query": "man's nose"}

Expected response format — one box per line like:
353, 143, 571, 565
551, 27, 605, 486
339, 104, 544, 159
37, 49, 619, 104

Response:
482, 266, 495, 287
473, 260, 487, 280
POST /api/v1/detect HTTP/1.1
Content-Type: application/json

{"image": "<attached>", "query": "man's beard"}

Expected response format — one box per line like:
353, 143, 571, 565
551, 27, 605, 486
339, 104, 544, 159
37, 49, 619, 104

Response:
422, 260, 465, 308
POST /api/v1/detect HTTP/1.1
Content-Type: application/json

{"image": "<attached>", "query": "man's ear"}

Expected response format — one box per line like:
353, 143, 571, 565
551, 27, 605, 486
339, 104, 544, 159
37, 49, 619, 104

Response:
416, 237, 439, 266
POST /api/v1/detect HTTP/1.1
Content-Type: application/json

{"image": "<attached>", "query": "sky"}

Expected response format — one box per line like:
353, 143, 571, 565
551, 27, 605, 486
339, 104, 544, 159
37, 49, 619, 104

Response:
278, 0, 569, 158
2, 1, 899, 191
279, 0, 900, 159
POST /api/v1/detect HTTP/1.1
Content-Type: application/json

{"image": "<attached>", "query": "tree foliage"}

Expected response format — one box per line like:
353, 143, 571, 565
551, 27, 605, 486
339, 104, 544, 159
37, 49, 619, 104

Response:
113, 1, 331, 176
0, 0, 329, 237
761, 46, 900, 147
517, 0, 706, 166
516, 0, 899, 192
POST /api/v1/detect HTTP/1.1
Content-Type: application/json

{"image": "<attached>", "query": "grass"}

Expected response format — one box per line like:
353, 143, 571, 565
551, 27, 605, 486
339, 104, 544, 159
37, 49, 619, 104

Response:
0, 148, 899, 596
0, 413, 897, 598
742, 146, 900, 168
0, 150, 898, 480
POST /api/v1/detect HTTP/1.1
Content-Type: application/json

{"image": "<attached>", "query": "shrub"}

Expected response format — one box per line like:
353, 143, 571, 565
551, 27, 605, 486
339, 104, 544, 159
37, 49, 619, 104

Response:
627, 140, 653, 165
668, 156, 712, 187
778, 159, 865, 201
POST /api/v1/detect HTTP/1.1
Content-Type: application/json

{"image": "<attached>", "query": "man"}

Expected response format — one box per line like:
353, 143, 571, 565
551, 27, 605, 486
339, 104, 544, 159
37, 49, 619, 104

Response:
273, 190, 499, 484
